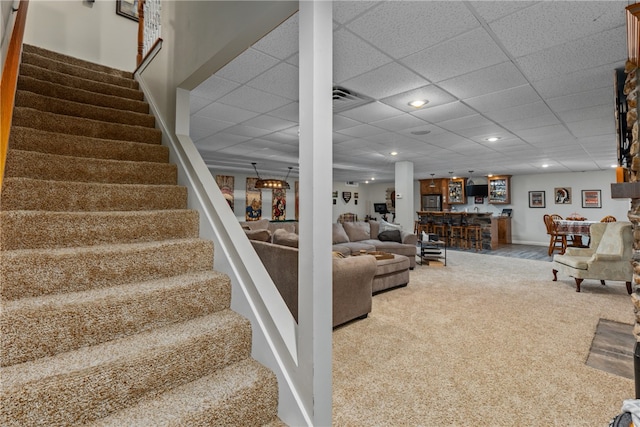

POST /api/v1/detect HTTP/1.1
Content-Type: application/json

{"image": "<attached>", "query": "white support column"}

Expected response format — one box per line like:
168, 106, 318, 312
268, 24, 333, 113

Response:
395, 161, 414, 231
298, 1, 333, 425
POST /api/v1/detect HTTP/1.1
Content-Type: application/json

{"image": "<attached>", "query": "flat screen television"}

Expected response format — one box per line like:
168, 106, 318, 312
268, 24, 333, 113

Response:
465, 185, 488, 197
373, 203, 389, 214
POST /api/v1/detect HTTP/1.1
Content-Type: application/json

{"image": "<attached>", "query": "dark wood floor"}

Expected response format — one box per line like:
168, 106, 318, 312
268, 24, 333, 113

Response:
448, 243, 551, 261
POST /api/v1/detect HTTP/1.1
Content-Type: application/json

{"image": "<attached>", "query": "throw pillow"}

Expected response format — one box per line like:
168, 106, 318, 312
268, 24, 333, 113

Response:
244, 229, 272, 242
342, 222, 370, 242
272, 229, 299, 248
378, 230, 402, 243
332, 223, 350, 244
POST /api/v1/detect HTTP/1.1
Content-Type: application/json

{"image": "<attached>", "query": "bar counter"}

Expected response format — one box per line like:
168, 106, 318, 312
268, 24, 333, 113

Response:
417, 211, 510, 249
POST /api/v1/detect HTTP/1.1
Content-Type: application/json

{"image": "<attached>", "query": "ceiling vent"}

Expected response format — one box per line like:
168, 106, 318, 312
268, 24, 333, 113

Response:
332, 86, 374, 113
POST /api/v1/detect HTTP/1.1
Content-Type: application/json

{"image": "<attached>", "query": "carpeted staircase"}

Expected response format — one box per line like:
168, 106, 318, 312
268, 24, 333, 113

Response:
0, 44, 282, 426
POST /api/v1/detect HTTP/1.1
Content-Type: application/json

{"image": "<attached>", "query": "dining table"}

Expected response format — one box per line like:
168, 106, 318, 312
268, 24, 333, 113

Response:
554, 219, 599, 247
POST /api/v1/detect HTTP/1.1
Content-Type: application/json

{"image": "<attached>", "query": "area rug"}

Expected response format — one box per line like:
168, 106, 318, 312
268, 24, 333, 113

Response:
332, 250, 635, 426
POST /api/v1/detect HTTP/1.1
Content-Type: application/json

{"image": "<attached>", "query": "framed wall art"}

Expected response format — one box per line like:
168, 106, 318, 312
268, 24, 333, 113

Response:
245, 177, 262, 221
528, 191, 545, 208
116, 0, 139, 22
215, 175, 234, 211
554, 187, 571, 204
582, 190, 601, 208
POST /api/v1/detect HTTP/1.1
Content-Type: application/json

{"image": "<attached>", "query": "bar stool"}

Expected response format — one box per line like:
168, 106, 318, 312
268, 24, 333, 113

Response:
465, 222, 482, 251
431, 213, 447, 241
449, 215, 465, 248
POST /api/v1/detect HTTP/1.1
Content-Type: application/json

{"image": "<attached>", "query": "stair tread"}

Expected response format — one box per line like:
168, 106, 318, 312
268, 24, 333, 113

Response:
19, 62, 143, 101
12, 107, 162, 144
8, 126, 169, 163
17, 75, 149, 114
3, 270, 231, 366
21, 50, 137, 90
15, 90, 155, 128
89, 358, 277, 427
23, 44, 134, 79
1, 309, 248, 386
5, 148, 177, 185
0, 209, 199, 250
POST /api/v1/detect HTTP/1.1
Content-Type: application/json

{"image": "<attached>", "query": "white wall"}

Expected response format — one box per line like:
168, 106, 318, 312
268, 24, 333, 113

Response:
23, 0, 137, 71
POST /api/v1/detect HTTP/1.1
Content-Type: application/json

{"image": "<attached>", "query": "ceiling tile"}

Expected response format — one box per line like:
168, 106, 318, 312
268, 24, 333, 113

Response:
402, 28, 508, 83
268, 102, 299, 122
252, 13, 299, 60
333, 28, 393, 83
191, 75, 240, 101
489, 1, 627, 57
247, 62, 299, 100
195, 132, 251, 150
370, 113, 429, 132
555, 104, 612, 124
336, 123, 387, 138
345, 1, 479, 59
341, 62, 427, 100
468, 1, 538, 23
338, 102, 404, 123
437, 114, 496, 132
380, 85, 457, 113
516, 26, 627, 82
438, 61, 528, 99
217, 86, 291, 114
532, 63, 616, 99
196, 102, 260, 122
333, 1, 380, 25
241, 115, 298, 132
410, 101, 477, 123
223, 125, 273, 139
464, 85, 541, 113
546, 87, 612, 113
216, 48, 280, 84
483, 100, 553, 123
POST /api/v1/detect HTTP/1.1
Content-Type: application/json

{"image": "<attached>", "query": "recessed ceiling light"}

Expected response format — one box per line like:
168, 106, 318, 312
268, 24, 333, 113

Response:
611, 164, 618, 168
410, 130, 431, 136
408, 100, 428, 108
390, 151, 398, 156
371, 177, 375, 181
485, 137, 500, 142
365, 180, 369, 184
542, 164, 549, 168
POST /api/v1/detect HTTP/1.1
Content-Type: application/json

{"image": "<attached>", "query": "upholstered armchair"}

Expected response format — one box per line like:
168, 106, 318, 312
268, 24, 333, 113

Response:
552, 222, 633, 293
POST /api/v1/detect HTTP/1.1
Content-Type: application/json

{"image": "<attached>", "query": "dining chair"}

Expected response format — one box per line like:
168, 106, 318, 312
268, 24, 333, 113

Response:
600, 215, 617, 222
544, 214, 566, 256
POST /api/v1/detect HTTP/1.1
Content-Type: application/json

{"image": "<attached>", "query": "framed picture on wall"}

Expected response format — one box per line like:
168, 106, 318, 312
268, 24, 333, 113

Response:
528, 191, 545, 208
582, 190, 601, 208
554, 187, 571, 204
116, 0, 139, 21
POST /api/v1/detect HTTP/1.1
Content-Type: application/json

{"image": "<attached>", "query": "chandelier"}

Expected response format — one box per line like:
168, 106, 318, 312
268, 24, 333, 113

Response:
251, 163, 292, 189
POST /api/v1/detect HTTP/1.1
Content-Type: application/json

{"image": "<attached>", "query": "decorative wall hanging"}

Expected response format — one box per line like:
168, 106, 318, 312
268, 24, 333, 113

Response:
554, 187, 572, 204
116, 0, 139, 21
342, 191, 352, 203
582, 190, 602, 208
245, 177, 262, 221
272, 188, 286, 220
529, 191, 545, 208
386, 188, 396, 212
215, 175, 234, 211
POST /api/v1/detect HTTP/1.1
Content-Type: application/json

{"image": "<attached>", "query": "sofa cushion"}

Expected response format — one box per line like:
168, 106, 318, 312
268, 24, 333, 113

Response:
273, 229, 299, 248
343, 221, 370, 242
332, 223, 350, 244
378, 230, 402, 243
553, 255, 590, 270
368, 220, 380, 238
245, 229, 272, 242
243, 218, 270, 231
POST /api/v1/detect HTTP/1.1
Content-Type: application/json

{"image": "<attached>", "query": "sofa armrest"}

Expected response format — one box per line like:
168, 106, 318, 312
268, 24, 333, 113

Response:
332, 255, 376, 327
401, 231, 417, 245
564, 247, 594, 257
593, 253, 623, 262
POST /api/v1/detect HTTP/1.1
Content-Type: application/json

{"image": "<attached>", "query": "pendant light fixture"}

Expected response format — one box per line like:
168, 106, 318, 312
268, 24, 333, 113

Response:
429, 173, 436, 188
251, 163, 292, 189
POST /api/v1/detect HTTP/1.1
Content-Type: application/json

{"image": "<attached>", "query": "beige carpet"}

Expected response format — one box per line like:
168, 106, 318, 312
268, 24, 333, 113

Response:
333, 251, 635, 426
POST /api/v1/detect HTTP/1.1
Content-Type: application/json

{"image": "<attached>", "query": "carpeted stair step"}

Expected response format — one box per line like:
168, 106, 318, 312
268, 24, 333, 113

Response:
15, 90, 155, 127
8, 127, 169, 163
17, 75, 149, 114
89, 358, 278, 427
5, 149, 177, 185
21, 49, 138, 90
0, 209, 199, 250
2, 270, 232, 366
23, 44, 134, 80
0, 310, 252, 426
12, 107, 161, 144
19, 62, 143, 101
1, 177, 187, 211
0, 238, 214, 300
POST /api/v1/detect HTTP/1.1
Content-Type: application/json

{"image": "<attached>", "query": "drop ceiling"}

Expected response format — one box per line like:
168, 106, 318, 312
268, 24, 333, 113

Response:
189, 1, 630, 183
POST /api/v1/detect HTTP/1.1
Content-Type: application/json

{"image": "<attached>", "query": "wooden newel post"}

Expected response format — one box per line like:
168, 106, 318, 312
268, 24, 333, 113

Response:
136, 0, 145, 67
